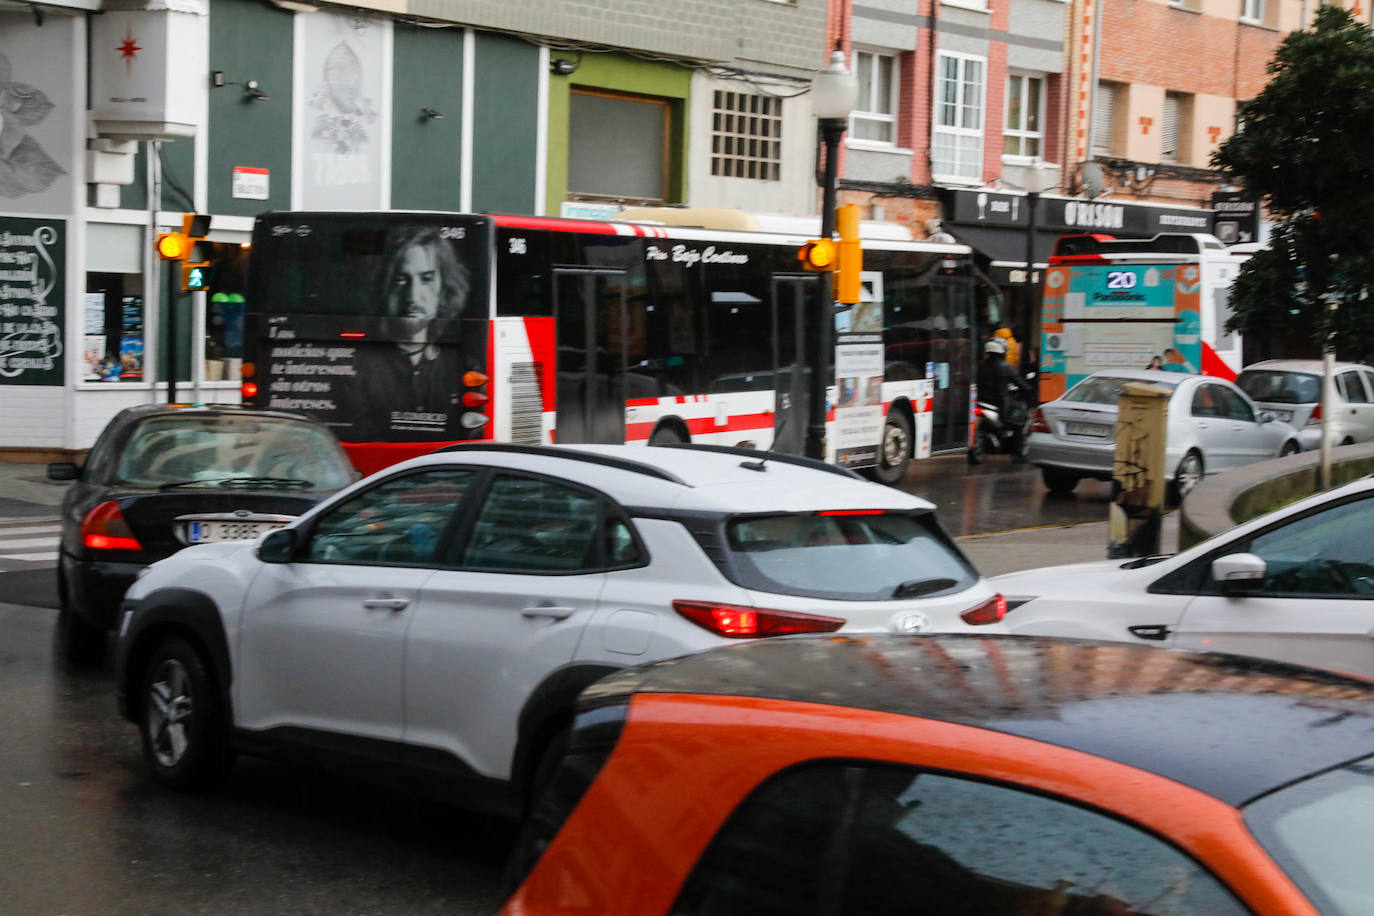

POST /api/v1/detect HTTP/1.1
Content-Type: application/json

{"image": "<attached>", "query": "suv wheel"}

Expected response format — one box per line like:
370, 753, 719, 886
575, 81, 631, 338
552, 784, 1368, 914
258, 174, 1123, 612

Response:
1041, 467, 1079, 495
140, 636, 229, 790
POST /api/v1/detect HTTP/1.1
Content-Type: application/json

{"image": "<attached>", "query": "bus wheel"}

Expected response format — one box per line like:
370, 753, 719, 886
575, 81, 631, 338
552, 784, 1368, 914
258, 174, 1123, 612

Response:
868, 412, 912, 485
648, 424, 686, 446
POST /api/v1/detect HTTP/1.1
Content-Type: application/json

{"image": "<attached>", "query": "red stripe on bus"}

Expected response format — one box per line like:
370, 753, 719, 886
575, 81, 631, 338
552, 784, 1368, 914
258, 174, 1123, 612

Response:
491, 214, 619, 235
524, 316, 558, 412
1201, 342, 1237, 381
625, 397, 660, 407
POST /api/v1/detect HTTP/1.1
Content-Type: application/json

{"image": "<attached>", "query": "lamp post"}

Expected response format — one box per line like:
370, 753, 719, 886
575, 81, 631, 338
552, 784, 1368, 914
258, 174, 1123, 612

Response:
806, 48, 858, 461
1019, 165, 1052, 377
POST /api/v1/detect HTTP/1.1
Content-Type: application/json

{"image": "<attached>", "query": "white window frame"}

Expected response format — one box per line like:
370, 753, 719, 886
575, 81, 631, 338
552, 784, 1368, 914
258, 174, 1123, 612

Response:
1241, 0, 1263, 21
1002, 72, 1046, 163
1162, 92, 1181, 164
849, 49, 898, 147
932, 51, 986, 183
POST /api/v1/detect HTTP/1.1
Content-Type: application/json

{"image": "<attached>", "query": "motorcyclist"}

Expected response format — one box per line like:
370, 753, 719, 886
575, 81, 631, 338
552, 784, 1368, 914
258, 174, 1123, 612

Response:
976, 338, 1034, 459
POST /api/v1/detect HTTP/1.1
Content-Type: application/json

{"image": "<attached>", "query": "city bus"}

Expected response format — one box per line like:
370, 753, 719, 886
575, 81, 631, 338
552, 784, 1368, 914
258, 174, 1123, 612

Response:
239, 210, 980, 479
1038, 232, 1251, 402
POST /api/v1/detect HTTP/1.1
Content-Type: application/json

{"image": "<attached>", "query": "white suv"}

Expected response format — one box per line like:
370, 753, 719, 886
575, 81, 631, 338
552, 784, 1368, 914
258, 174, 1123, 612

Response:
114, 444, 1004, 814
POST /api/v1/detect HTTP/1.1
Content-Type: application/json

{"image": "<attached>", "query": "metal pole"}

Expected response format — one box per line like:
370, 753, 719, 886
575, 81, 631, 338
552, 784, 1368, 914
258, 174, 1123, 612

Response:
807, 118, 845, 461
1020, 190, 1038, 376
1320, 298, 1336, 490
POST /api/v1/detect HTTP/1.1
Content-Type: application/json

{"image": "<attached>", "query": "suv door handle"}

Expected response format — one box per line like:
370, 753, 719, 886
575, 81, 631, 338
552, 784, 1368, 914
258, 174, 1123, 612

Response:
522, 604, 575, 621
362, 597, 410, 611
1128, 624, 1171, 641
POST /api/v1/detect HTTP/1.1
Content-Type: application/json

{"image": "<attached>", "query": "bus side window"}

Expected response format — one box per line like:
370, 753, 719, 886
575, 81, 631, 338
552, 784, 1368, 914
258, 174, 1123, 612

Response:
495, 229, 552, 317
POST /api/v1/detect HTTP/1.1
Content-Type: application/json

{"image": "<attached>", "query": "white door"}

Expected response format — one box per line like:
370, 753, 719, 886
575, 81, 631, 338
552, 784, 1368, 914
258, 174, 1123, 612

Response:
1337, 369, 1374, 443
1213, 384, 1278, 466
403, 473, 629, 779
1173, 493, 1374, 678
1187, 382, 1242, 471
236, 468, 478, 741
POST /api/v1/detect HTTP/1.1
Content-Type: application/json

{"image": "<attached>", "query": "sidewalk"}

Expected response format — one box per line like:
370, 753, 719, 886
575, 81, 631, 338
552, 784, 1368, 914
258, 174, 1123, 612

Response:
0, 459, 68, 518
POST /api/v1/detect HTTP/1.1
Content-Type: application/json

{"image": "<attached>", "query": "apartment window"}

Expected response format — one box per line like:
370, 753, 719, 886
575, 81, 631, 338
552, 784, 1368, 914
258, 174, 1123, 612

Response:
570, 89, 671, 201
711, 90, 783, 181
1162, 92, 1192, 164
851, 50, 897, 144
1003, 73, 1044, 159
1092, 81, 1120, 158
1242, 0, 1263, 19
932, 52, 985, 181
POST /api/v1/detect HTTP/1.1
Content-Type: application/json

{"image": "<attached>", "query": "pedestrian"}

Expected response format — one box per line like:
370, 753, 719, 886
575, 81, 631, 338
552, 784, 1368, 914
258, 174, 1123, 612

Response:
1146, 355, 1163, 370
994, 327, 1021, 369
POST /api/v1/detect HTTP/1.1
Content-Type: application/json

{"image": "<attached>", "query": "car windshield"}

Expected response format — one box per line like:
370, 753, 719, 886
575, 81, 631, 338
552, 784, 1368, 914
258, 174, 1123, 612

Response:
724, 511, 976, 601
1236, 369, 1321, 404
1243, 754, 1374, 915
115, 414, 354, 490
1062, 375, 1178, 405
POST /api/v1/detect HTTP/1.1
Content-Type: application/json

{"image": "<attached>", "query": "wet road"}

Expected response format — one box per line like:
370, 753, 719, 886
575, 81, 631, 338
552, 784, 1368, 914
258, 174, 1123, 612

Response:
898, 453, 1114, 537
1, 602, 514, 915
0, 456, 1114, 914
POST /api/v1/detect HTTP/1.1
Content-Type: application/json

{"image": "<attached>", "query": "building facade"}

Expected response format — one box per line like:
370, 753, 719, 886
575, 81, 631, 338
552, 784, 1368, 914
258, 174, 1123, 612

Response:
0, 0, 828, 456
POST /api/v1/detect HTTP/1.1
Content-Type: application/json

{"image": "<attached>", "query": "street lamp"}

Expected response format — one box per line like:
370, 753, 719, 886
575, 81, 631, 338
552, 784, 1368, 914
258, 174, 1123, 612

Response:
806, 48, 859, 461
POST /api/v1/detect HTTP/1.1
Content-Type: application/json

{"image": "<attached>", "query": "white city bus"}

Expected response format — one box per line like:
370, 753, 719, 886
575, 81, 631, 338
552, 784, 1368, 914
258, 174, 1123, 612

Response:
240, 210, 980, 479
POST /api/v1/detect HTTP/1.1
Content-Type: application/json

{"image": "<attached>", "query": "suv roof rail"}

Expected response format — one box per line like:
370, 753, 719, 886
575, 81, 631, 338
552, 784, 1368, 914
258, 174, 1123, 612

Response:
654, 443, 865, 480
434, 442, 692, 486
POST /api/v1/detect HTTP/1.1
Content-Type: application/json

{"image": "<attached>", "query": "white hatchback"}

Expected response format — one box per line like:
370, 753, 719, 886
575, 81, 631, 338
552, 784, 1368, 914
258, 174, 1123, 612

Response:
992, 475, 1374, 679
113, 443, 1004, 813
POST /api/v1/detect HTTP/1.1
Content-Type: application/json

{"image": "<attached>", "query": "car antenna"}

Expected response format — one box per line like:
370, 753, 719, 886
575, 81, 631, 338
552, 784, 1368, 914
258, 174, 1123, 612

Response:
741, 415, 787, 471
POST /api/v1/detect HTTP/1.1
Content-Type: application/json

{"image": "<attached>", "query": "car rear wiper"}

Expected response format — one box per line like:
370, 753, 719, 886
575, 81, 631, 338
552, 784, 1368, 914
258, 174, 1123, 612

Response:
160, 476, 313, 491
891, 577, 958, 599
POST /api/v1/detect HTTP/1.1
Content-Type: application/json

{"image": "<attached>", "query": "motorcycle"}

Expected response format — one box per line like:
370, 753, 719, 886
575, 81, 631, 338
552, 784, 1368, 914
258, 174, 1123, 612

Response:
968, 380, 1033, 465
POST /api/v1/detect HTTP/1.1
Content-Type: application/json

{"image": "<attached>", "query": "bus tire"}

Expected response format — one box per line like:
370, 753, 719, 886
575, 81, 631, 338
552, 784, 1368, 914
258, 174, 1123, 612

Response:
648, 424, 687, 446
868, 411, 912, 485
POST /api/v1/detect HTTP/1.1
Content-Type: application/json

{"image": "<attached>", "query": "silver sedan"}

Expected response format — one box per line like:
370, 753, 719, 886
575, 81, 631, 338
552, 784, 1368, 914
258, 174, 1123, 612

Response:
1028, 369, 1301, 499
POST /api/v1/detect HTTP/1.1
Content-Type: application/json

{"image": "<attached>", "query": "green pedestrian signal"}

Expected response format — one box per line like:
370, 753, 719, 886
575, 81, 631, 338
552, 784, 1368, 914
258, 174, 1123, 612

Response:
181, 262, 215, 291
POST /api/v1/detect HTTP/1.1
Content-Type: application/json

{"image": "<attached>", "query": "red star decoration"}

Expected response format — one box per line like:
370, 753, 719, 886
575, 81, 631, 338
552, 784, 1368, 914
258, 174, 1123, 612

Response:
117, 24, 141, 75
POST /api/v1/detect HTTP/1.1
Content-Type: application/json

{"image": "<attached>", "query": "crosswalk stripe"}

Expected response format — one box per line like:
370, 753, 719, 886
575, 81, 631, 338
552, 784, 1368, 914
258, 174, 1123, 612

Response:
0, 525, 61, 537
0, 537, 59, 549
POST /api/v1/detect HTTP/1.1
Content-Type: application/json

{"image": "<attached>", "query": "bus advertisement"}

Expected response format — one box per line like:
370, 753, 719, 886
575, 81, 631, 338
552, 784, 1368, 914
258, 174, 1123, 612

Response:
1038, 233, 1251, 403
240, 211, 979, 479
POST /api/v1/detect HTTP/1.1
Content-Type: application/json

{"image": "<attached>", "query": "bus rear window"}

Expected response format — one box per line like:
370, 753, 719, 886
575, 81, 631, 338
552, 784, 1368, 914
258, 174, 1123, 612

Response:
724, 511, 976, 601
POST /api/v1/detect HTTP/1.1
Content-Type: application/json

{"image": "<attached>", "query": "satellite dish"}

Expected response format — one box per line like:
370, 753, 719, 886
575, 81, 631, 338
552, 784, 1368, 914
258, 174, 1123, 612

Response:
1080, 162, 1105, 198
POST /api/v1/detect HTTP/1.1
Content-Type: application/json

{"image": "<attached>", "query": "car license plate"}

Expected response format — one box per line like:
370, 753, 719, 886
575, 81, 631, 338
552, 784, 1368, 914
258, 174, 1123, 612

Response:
187, 521, 283, 543
1065, 421, 1111, 438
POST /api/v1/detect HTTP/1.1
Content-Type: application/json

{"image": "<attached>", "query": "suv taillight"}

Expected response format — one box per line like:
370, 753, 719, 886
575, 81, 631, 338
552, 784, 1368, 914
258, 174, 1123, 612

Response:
1031, 408, 1050, 434
1305, 404, 1322, 426
960, 593, 1007, 626
673, 600, 846, 638
81, 500, 143, 551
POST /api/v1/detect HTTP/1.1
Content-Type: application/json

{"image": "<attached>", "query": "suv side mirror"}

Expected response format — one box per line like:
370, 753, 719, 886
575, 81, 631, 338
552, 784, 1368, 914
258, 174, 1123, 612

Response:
47, 462, 80, 481
1258, 411, 1276, 424
1211, 552, 1267, 595
258, 529, 297, 564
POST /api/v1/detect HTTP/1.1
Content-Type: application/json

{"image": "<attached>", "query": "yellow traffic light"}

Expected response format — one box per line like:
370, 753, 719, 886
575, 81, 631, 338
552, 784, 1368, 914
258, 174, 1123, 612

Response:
798, 238, 837, 271
155, 232, 194, 260
835, 203, 863, 305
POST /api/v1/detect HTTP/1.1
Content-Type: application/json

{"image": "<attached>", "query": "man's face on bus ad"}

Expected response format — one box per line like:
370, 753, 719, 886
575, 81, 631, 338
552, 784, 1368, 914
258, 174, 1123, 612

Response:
387, 242, 441, 345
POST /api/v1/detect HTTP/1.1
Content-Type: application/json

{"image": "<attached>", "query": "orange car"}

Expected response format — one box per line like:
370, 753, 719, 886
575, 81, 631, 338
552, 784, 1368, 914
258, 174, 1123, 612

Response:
503, 636, 1374, 915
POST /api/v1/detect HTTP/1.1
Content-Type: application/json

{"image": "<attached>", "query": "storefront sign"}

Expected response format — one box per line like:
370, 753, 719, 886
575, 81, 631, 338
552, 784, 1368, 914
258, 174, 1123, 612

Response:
0, 216, 65, 385
941, 189, 1214, 238
1211, 190, 1260, 245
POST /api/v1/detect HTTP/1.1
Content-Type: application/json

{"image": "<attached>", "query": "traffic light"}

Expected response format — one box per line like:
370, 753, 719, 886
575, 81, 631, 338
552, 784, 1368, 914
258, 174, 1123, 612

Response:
181, 262, 215, 291
154, 213, 211, 262
835, 203, 863, 305
798, 238, 837, 271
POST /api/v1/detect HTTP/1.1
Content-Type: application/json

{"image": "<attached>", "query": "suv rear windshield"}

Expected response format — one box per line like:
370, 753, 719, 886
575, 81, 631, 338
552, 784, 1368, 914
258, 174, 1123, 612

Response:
724, 511, 976, 601
1063, 375, 1178, 405
1236, 369, 1321, 404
